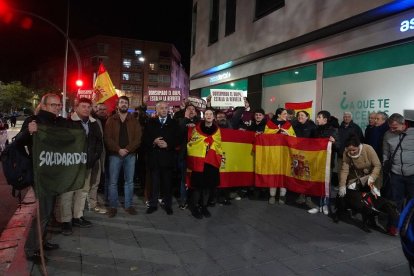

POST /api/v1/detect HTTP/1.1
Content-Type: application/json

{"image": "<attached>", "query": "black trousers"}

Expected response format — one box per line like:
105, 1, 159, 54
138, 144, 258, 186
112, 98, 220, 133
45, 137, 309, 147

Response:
148, 166, 173, 208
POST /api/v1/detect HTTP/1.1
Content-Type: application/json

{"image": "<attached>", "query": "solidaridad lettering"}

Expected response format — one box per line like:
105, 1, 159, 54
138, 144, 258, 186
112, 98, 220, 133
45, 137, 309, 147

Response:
38, 151, 87, 166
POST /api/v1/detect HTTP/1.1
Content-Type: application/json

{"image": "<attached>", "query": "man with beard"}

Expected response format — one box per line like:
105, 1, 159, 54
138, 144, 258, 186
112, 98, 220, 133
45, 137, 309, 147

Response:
104, 96, 142, 217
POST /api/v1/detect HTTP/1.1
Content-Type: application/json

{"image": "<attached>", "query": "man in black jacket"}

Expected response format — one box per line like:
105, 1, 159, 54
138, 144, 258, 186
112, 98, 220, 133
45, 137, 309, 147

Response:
143, 100, 180, 215
56, 98, 103, 235
16, 93, 68, 263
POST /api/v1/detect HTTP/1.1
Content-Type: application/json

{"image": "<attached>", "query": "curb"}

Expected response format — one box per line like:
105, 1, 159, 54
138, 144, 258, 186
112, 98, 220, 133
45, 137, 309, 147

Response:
0, 188, 37, 276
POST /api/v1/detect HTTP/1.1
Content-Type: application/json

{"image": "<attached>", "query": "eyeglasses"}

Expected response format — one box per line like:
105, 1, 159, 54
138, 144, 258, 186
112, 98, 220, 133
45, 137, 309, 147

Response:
47, 103, 62, 108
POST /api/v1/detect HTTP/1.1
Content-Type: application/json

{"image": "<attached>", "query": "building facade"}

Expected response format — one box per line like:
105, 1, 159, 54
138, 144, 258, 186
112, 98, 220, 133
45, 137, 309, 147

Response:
190, 0, 414, 128
31, 35, 189, 109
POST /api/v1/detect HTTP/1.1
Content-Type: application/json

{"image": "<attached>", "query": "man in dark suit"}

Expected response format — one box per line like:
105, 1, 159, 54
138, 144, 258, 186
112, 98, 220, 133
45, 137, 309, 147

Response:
143, 100, 179, 215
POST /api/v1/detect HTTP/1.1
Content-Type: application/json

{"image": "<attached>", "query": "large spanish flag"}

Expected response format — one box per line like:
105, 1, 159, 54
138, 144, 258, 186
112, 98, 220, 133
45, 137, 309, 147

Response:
255, 134, 331, 197
94, 63, 118, 114
219, 129, 255, 187
285, 100, 313, 118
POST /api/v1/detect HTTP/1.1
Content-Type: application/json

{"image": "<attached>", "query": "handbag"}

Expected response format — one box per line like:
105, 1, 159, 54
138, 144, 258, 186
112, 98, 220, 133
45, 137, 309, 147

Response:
383, 133, 406, 182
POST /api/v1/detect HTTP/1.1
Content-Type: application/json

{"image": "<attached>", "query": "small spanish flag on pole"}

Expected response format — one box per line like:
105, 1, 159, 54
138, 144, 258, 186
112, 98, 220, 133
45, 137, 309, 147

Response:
285, 100, 313, 118
93, 63, 118, 114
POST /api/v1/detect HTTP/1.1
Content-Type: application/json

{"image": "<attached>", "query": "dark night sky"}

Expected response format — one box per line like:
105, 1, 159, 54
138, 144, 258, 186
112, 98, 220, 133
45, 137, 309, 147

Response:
0, 0, 193, 82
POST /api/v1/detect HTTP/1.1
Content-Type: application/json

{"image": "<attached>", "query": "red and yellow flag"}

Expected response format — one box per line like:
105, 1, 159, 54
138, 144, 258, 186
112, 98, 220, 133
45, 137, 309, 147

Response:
285, 100, 313, 118
219, 129, 255, 187
254, 134, 331, 197
93, 63, 118, 114
264, 120, 296, 136
187, 124, 223, 172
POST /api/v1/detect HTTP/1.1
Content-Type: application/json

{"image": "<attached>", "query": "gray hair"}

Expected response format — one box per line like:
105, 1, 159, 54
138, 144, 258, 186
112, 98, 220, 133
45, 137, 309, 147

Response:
41, 93, 61, 105
343, 111, 352, 118
388, 113, 405, 125
377, 111, 388, 121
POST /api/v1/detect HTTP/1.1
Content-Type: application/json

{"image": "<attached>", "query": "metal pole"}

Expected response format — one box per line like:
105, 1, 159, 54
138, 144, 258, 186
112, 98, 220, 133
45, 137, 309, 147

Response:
62, 0, 70, 118
12, 3, 82, 117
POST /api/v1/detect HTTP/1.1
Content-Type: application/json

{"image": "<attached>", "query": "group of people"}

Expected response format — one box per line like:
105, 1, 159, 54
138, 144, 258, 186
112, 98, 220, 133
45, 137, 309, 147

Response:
16, 92, 413, 264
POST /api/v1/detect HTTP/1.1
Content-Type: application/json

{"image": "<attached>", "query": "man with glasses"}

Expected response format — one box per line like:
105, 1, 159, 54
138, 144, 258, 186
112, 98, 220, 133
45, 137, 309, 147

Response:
104, 96, 142, 217
15, 93, 67, 263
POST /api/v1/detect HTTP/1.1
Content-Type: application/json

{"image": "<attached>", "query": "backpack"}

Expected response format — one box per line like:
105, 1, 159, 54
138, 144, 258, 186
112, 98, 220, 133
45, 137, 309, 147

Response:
399, 198, 414, 275
0, 137, 34, 201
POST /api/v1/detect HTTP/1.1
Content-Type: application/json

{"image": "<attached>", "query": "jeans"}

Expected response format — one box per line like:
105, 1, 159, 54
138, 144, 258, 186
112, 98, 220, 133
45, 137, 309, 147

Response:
108, 154, 135, 209
104, 157, 110, 204
390, 173, 414, 212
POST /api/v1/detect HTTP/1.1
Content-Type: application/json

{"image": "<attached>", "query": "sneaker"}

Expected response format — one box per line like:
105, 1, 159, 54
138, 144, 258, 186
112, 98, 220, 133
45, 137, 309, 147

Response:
268, 196, 276, 205
61, 222, 73, 236
125, 207, 137, 215
235, 196, 242, 201
278, 196, 286, 205
322, 205, 329, 215
94, 206, 107, 214
218, 199, 231, 206
308, 207, 320, 214
72, 217, 92, 228
295, 194, 306, 205
229, 192, 238, 199
179, 203, 188, 210
107, 208, 117, 218
387, 226, 398, 236
305, 197, 318, 209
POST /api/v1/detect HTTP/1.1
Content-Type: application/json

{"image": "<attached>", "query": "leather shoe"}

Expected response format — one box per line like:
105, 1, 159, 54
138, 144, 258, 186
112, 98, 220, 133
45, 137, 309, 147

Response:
191, 207, 203, 219
146, 206, 157, 214
201, 206, 211, 218
165, 207, 173, 215
43, 242, 59, 251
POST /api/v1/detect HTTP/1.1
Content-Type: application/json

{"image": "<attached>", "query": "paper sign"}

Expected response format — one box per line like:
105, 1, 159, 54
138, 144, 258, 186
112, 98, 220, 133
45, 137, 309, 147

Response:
210, 89, 245, 107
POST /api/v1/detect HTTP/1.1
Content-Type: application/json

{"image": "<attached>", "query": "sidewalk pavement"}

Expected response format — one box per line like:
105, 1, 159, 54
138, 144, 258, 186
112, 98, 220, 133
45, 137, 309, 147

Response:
29, 195, 409, 275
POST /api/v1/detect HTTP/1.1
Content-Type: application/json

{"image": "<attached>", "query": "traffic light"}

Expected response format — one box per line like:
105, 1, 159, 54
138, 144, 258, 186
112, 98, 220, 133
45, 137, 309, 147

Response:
75, 79, 83, 88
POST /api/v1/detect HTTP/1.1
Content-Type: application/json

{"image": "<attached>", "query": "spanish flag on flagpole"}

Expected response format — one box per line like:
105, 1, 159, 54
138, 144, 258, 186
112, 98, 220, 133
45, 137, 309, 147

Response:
93, 63, 118, 114
254, 134, 331, 197
285, 100, 313, 118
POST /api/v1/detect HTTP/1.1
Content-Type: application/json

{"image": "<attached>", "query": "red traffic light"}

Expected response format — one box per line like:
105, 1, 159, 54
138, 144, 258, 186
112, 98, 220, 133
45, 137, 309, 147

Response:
75, 79, 83, 88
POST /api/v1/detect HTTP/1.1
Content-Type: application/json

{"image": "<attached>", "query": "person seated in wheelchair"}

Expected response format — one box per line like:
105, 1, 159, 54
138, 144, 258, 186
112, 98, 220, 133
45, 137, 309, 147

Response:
335, 134, 399, 235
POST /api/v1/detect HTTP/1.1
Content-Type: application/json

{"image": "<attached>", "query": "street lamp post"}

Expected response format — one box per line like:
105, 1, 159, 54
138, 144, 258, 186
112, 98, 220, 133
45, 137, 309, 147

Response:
6, 5, 82, 117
